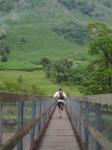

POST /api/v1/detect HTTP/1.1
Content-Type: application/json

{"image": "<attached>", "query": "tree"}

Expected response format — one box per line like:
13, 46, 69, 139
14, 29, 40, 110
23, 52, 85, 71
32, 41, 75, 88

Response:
53, 58, 73, 83
83, 22, 112, 94
17, 74, 23, 84
87, 22, 112, 37
0, 27, 9, 62
40, 57, 51, 68
1, 53, 8, 62
89, 36, 112, 68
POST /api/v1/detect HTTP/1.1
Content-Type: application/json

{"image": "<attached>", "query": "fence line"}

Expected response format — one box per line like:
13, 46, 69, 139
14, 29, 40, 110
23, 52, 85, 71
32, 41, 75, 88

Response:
67, 93, 112, 150
0, 92, 56, 150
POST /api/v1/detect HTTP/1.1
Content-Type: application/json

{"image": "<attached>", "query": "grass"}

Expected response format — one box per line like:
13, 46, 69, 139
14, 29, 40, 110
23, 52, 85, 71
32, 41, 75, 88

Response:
7, 22, 79, 62
0, 0, 111, 95
1, 0, 111, 65
0, 61, 42, 71
0, 70, 81, 96
0, 0, 111, 71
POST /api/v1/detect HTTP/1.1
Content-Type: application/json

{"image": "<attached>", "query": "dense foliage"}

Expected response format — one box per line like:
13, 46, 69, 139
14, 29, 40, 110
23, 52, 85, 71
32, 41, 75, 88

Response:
99, 0, 112, 8
0, 27, 10, 62
41, 57, 87, 86
82, 23, 112, 94
0, 0, 16, 13
58, 0, 95, 16
53, 22, 91, 45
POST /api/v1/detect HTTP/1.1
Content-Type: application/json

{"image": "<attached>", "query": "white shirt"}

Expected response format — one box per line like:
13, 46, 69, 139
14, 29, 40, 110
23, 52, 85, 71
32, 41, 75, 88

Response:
53, 91, 67, 103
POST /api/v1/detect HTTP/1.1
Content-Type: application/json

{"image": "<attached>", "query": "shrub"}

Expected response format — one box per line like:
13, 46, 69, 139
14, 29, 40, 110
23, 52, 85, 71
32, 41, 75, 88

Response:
1, 54, 8, 62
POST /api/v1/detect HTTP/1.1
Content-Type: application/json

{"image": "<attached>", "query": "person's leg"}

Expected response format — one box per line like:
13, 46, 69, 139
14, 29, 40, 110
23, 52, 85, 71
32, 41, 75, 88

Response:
58, 102, 62, 118
59, 102, 64, 118
60, 102, 64, 111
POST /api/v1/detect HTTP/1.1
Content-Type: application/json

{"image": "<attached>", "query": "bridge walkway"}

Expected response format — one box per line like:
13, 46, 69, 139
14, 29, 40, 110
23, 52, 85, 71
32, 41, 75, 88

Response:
37, 107, 80, 150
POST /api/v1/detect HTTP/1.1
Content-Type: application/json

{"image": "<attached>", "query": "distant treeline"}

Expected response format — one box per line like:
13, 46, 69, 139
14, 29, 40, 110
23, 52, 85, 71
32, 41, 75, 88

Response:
53, 22, 91, 45
0, 27, 10, 62
58, 0, 95, 16
58, 0, 108, 20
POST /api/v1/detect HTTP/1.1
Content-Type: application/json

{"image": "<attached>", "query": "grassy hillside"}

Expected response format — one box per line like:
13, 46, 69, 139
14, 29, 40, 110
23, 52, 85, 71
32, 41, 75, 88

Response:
0, 70, 81, 96
0, 0, 112, 95
0, 0, 112, 65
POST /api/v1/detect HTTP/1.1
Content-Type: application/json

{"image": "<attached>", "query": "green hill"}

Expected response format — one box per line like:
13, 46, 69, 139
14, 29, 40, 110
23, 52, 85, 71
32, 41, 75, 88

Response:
0, 0, 112, 65
0, 0, 112, 95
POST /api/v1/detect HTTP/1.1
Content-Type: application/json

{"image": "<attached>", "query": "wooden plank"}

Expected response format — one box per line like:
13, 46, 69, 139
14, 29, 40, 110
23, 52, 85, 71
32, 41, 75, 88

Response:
38, 107, 80, 150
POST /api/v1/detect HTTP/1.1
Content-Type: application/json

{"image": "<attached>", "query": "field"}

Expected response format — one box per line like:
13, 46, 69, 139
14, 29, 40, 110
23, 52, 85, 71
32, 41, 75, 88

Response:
0, 70, 81, 96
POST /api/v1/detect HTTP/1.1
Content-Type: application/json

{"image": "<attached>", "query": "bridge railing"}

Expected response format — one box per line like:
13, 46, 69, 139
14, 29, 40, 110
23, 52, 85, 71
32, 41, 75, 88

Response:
67, 94, 112, 150
0, 92, 56, 150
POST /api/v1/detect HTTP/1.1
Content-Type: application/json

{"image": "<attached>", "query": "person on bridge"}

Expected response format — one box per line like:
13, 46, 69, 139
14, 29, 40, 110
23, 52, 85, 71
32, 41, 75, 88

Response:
53, 88, 67, 118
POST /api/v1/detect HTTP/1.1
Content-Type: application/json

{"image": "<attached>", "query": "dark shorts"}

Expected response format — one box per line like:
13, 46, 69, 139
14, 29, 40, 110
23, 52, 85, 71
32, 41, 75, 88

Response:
57, 101, 64, 110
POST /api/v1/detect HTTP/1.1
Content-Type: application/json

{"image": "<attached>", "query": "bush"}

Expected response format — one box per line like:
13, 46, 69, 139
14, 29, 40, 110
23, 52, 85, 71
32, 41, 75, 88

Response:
17, 75, 23, 84
1, 54, 8, 62
30, 85, 46, 95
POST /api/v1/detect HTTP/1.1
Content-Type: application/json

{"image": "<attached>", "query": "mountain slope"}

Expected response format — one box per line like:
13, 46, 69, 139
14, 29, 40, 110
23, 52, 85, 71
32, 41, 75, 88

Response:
0, 0, 112, 64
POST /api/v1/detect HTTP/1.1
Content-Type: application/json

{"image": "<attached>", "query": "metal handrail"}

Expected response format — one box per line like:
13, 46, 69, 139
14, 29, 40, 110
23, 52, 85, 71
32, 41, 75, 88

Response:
0, 102, 56, 150
67, 93, 112, 150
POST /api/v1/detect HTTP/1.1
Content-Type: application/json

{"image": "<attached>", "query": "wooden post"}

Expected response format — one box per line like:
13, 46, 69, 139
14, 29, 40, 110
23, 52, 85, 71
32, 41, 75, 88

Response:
84, 102, 89, 149
17, 101, 24, 150
31, 101, 36, 144
95, 104, 102, 150
38, 101, 42, 132
79, 101, 82, 137
81, 102, 85, 142
0, 104, 3, 145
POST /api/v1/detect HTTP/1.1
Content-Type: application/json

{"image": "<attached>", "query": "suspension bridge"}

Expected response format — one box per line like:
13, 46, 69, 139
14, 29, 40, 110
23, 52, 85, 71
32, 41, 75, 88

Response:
0, 92, 112, 150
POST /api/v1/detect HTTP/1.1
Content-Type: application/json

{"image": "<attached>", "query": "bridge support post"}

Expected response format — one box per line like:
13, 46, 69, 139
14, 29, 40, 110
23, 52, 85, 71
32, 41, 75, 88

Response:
84, 102, 89, 149
31, 101, 36, 144
38, 100, 42, 132
95, 104, 102, 150
0, 104, 3, 145
79, 101, 82, 138
17, 100, 24, 150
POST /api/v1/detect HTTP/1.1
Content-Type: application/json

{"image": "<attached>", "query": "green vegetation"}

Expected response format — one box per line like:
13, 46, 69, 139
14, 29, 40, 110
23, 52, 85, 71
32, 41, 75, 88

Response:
58, 0, 95, 16
0, 27, 10, 62
0, 0, 112, 96
0, 70, 81, 96
0, 61, 42, 71
53, 22, 91, 45
82, 23, 112, 94
0, 0, 112, 65
41, 57, 88, 85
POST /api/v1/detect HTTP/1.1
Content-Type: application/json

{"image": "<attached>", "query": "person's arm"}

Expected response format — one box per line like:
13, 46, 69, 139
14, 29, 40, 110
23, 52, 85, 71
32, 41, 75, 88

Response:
53, 92, 59, 103
53, 92, 57, 98
63, 92, 67, 99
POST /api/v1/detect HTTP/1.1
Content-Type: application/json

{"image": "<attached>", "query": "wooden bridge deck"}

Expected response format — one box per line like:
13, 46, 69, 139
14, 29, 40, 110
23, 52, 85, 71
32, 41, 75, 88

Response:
38, 107, 81, 150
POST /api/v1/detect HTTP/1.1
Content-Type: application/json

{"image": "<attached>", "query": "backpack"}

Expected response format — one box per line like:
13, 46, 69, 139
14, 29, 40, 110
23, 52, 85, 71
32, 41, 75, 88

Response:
59, 91, 65, 100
